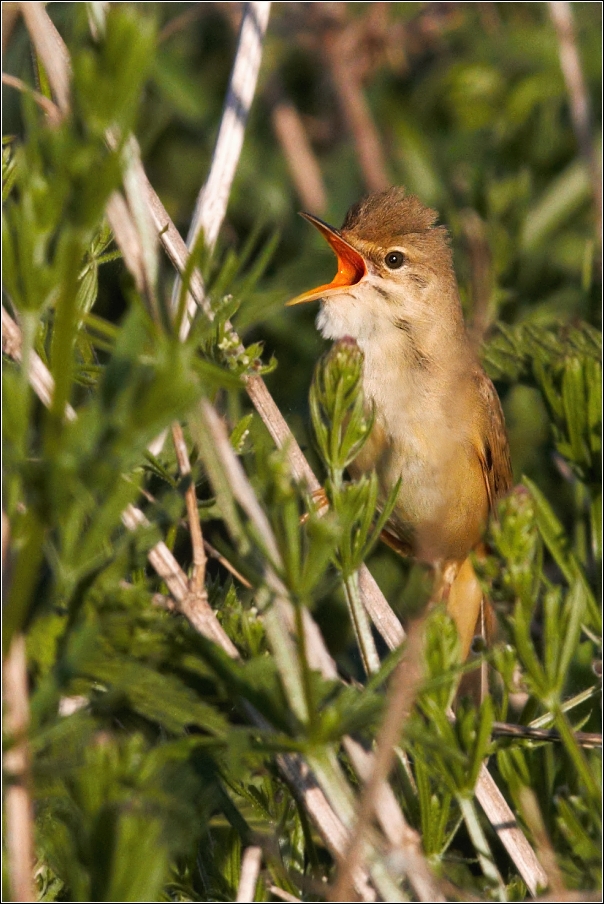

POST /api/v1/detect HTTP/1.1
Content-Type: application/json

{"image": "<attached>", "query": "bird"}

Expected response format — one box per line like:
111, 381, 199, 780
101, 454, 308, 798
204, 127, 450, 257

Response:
287, 187, 512, 667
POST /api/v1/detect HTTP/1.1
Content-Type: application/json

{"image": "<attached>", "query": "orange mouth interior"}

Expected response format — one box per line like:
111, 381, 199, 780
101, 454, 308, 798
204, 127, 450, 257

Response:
286, 214, 367, 306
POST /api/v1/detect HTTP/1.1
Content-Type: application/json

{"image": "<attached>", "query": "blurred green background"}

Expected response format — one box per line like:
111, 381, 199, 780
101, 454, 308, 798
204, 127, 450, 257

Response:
3, 0, 601, 634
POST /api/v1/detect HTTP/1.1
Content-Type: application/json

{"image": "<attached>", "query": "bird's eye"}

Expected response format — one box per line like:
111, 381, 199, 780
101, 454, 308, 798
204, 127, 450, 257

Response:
385, 250, 405, 269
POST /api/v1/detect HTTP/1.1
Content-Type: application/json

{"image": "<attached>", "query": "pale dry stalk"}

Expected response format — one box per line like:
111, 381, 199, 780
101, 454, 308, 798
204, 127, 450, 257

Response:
2, 72, 62, 125
518, 787, 566, 898
235, 846, 263, 903
267, 886, 301, 903
548, 1, 602, 246
271, 99, 327, 214
321, 10, 390, 192
330, 620, 433, 903
171, 1, 272, 336
2, 2, 21, 53
3, 635, 36, 903
171, 422, 207, 592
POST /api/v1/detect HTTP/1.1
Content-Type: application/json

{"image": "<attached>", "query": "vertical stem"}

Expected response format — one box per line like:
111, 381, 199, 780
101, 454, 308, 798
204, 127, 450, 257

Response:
457, 795, 506, 901
171, 422, 207, 592
3, 635, 36, 903
236, 845, 263, 903
553, 705, 600, 802
343, 570, 380, 676
293, 599, 316, 732
548, 1, 602, 248
171, 1, 272, 336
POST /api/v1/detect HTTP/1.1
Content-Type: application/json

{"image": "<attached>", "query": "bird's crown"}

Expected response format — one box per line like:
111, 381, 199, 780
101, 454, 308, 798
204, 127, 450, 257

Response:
341, 187, 446, 249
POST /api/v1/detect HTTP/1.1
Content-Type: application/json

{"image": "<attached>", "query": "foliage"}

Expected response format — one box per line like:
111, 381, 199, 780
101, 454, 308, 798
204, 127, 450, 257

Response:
2, 3, 601, 902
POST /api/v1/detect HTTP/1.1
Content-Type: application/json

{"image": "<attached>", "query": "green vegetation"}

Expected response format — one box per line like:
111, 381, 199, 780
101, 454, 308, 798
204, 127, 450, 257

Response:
3, 3, 601, 901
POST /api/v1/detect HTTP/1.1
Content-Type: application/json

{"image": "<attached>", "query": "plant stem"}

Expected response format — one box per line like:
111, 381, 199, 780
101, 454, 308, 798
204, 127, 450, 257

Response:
553, 705, 601, 802
457, 795, 506, 901
343, 570, 380, 676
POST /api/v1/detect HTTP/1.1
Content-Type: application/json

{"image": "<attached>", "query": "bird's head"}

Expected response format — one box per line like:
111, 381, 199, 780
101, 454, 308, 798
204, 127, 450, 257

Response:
287, 187, 461, 346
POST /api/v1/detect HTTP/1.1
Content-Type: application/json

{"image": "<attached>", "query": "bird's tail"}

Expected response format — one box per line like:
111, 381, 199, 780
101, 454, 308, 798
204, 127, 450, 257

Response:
444, 552, 496, 703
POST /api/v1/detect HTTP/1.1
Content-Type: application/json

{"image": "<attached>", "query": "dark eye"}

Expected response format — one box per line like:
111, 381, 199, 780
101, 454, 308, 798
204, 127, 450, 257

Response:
385, 250, 405, 269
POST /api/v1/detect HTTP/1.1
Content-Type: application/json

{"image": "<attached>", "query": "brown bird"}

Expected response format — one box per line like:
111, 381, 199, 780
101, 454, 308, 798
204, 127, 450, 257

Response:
288, 187, 512, 664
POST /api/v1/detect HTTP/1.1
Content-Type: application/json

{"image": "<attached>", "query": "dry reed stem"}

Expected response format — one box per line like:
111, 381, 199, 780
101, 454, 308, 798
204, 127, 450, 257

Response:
273, 752, 376, 902
548, 1, 602, 247
171, 422, 207, 593
518, 787, 565, 898
22, 3, 158, 310
321, 10, 390, 192
20, 1, 70, 114
158, 4, 208, 44
461, 209, 494, 345
121, 502, 239, 658
203, 538, 252, 588
492, 721, 601, 749
268, 886, 301, 903
2, 2, 21, 53
271, 99, 327, 214
474, 766, 547, 894
2, 307, 76, 421
171, 1, 272, 336
2, 72, 62, 124
330, 619, 432, 903
235, 845, 263, 903
3, 635, 36, 903
105, 191, 152, 300
343, 735, 445, 902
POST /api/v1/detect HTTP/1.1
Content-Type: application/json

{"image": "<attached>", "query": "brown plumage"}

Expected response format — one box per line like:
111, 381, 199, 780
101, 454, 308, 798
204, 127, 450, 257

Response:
289, 187, 512, 666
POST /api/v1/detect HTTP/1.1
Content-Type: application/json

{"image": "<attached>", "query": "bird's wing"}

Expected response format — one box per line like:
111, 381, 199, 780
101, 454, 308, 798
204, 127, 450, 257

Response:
472, 369, 513, 514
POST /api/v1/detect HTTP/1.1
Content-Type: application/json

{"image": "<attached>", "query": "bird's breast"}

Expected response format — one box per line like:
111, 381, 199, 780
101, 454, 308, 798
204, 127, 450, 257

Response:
352, 351, 489, 562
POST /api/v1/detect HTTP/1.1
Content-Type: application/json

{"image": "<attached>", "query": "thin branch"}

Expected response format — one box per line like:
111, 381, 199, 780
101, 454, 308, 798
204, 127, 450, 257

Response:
23, 5, 159, 312
321, 11, 390, 192
171, 422, 207, 593
273, 751, 376, 902
2, 307, 76, 421
236, 845, 263, 903
270, 97, 327, 214
171, 1, 272, 336
2, 72, 62, 125
461, 208, 494, 345
492, 720, 601, 749
548, 1, 602, 247
121, 502, 239, 658
3, 635, 36, 903
20, 1, 70, 115
342, 735, 445, 902
158, 4, 208, 44
105, 190, 153, 301
518, 787, 565, 898
2, 3, 21, 54
474, 764, 547, 894
203, 538, 252, 589
268, 886, 301, 903
330, 619, 428, 903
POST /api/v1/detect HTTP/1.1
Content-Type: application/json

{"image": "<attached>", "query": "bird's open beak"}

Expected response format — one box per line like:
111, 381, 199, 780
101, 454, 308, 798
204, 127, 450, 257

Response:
286, 213, 367, 306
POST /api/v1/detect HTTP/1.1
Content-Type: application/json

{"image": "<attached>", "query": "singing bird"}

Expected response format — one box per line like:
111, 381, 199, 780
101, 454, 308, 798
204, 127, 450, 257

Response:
288, 187, 512, 661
